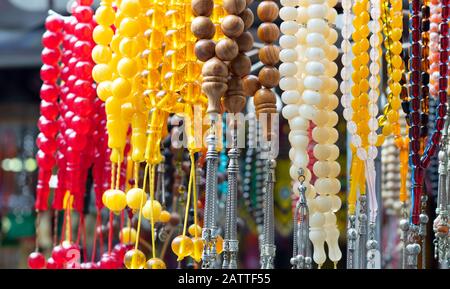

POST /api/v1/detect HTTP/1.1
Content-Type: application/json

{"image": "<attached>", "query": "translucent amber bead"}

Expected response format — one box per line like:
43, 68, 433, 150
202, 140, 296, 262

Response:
120, 227, 137, 244
391, 55, 402, 68
390, 28, 402, 41
124, 249, 146, 269
382, 122, 392, 136
391, 69, 402, 82
158, 210, 171, 223
389, 82, 401, 96
104, 189, 127, 212
387, 110, 399, 123
188, 224, 202, 237
145, 258, 166, 269
142, 200, 162, 221
126, 188, 147, 210
191, 237, 204, 262
391, 97, 401, 110
171, 235, 194, 261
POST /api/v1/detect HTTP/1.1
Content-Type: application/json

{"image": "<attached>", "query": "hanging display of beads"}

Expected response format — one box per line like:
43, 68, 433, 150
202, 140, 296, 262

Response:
22, 0, 450, 271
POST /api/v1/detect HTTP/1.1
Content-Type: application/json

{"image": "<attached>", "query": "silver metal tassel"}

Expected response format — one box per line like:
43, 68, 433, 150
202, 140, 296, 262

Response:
347, 214, 357, 269
223, 123, 239, 269
291, 174, 311, 269
357, 194, 368, 269
260, 145, 276, 269
202, 124, 219, 269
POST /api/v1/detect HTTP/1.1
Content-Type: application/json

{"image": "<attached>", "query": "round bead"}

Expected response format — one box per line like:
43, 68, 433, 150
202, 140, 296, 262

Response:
145, 258, 167, 269
171, 235, 194, 261
192, 0, 214, 17
279, 6, 297, 21
194, 39, 216, 62
242, 75, 261, 96
229, 53, 251, 77
124, 249, 146, 269
257, 23, 280, 43
235, 32, 254, 52
191, 16, 215, 39
126, 188, 147, 210
142, 200, 162, 221
223, 0, 246, 15
258, 66, 280, 88
259, 45, 280, 66
28, 252, 46, 269
239, 8, 255, 30
221, 15, 245, 38
257, 1, 279, 22
215, 38, 239, 61
279, 62, 297, 76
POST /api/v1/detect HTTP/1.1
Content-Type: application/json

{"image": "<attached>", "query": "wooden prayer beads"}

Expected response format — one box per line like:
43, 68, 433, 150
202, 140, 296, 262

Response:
254, 0, 280, 141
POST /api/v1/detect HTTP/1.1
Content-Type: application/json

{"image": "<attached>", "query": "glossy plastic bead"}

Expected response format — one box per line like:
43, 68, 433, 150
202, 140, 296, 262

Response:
124, 249, 146, 269
171, 235, 194, 261
145, 258, 167, 269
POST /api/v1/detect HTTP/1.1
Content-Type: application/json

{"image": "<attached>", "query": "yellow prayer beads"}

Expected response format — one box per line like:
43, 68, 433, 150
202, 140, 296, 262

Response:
379, 0, 405, 139
348, 0, 371, 214
380, 0, 410, 201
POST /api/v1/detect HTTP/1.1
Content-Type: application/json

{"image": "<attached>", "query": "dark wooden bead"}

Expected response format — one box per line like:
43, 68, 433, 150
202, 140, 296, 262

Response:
258, 66, 280, 88
259, 44, 279, 66
239, 8, 254, 30
192, 0, 214, 17
257, 22, 279, 43
221, 15, 244, 38
191, 16, 215, 39
223, 0, 246, 15
229, 53, 251, 77
194, 39, 216, 62
236, 31, 254, 52
242, 75, 261, 96
257, 1, 279, 22
215, 38, 239, 61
